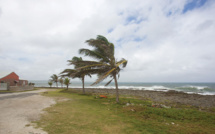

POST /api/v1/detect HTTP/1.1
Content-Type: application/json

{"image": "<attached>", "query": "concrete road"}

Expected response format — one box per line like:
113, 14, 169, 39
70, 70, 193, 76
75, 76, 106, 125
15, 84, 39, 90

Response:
0, 89, 55, 134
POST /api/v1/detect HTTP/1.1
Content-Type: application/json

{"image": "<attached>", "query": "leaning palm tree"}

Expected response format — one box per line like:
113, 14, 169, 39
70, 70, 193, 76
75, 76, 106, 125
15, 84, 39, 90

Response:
76, 35, 127, 103
61, 56, 91, 94
50, 74, 59, 88
64, 77, 71, 90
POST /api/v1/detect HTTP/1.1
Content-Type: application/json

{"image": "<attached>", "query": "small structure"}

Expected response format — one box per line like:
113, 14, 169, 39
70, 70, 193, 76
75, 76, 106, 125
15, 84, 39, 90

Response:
0, 72, 33, 91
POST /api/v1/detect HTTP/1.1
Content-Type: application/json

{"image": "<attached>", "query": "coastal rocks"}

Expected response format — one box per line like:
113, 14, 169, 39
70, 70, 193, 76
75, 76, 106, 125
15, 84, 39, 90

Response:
72, 88, 215, 108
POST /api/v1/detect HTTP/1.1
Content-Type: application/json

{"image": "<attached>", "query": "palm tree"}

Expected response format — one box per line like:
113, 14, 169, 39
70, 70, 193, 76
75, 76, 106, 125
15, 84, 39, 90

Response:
50, 74, 59, 88
59, 77, 64, 88
48, 81, 53, 88
61, 56, 91, 94
76, 35, 127, 103
64, 78, 71, 90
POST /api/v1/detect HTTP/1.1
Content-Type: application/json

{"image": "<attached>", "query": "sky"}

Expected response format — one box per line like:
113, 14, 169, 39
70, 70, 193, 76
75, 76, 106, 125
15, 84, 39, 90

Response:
0, 0, 215, 82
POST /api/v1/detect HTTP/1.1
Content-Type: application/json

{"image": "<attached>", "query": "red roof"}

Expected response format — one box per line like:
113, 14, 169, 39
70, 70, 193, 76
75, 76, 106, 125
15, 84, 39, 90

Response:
0, 72, 19, 81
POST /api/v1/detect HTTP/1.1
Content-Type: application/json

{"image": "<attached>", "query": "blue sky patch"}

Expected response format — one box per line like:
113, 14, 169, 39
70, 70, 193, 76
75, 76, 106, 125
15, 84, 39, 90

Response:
126, 16, 136, 23
167, 11, 172, 16
183, 0, 207, 13
125, 15, 146, 25
116, 38, 123, 43
134, 36, 147, 42
107, 28, 114, 33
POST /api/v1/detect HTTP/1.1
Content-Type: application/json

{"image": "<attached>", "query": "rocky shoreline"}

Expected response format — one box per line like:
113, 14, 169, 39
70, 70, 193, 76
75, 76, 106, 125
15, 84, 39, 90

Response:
72, 88, 215, 108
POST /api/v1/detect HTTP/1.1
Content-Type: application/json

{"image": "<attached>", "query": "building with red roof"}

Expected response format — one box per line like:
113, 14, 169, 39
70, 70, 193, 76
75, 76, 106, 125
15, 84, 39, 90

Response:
0, 72, 28, 86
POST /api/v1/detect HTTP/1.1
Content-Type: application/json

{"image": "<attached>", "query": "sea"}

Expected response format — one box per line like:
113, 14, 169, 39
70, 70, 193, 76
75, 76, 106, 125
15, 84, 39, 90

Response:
31, 80, 215, 96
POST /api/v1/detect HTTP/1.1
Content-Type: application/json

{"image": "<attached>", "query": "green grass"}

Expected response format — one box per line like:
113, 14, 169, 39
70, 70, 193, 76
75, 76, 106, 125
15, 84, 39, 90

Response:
35, 89, 215, 134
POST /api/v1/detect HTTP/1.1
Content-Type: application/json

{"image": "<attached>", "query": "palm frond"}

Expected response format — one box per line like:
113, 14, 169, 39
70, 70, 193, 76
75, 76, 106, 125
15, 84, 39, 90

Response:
79, 48, 109, 62
97, 35, 109, 45
116, 58, 128, 68
85, 36, 114, 62
105, 79, 113, 86
75, 69, 99, 76
109, 43, 115, 59
91, 67, 116, 86
75, 63, 110, 70
86, 35, 109, 47
72, 56, 82, 62
60, 69, 77, 78
85, 39, 106, 47
60, 69, 74, 74
68, 60, 100, 65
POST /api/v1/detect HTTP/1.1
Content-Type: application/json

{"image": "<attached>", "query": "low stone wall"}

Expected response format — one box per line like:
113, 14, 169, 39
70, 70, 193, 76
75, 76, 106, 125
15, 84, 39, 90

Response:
0, 83, 8, 90
9, 85, 34, 91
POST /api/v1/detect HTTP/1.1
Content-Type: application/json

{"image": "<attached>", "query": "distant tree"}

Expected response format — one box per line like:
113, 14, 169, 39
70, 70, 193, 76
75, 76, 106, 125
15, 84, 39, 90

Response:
59, 77, 64, 88
64, 78, 71, 90
48, 81, 53, 88
50, 74, 59, 88
61, 56, 91, 94
29, 82, 35, 86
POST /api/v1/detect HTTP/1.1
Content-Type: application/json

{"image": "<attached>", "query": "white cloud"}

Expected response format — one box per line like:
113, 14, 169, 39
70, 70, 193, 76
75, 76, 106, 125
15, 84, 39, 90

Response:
0, 0, 215, 82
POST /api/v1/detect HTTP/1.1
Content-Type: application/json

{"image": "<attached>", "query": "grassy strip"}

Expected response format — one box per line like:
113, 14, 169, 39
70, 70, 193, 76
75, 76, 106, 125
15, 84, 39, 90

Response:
35, 89, 215, 134
0, 90, 14, 93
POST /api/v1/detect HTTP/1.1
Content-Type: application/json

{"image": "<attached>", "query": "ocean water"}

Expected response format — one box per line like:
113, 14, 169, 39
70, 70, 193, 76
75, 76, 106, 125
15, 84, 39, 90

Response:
31, 80, 215, 95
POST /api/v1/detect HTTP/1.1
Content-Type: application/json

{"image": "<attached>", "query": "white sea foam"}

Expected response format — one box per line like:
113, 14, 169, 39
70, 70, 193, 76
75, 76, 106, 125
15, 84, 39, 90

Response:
198, 92, 215, 95
180, 85, 208, 90
89, 85, 170, 91
33, 81, 215, 95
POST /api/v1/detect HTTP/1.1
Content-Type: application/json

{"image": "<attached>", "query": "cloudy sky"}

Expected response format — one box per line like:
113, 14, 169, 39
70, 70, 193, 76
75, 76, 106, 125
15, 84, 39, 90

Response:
0, 0, 215, 82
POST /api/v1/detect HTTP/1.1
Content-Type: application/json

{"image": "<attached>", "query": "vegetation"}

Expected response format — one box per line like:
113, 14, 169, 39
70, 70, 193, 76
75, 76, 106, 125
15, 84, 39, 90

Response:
50, 74, 59, 87
61, 56, 91, 94
63, 78, 71, 90
48, 81, 53, 88
59, 77, 64, 88
70, 35, 127, 102
36, 89, 215, 134
28, 82, 35, 86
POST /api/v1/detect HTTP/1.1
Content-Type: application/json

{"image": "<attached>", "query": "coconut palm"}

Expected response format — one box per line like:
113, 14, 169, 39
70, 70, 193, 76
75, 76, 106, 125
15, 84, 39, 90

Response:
59, 77, 64, 88
50, 74, 59, 88
61, 56, 91, 94
76, 35, 127, 103
48, 81, 53, 88
64, 78, 71, 90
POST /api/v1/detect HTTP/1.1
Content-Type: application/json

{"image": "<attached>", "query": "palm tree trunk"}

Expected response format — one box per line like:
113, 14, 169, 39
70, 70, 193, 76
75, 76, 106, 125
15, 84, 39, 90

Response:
56, 82, 58, 88
67, 85, 68, 90
113, 73, 119, 103
82, 76, 85, 94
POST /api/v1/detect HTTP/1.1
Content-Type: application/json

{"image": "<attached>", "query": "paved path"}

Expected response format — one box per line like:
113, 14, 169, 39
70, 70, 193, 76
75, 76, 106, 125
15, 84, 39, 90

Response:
0, 89, 56, 134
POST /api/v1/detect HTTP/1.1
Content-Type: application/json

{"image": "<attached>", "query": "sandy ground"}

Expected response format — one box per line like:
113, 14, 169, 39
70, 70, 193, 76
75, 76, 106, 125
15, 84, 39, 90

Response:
0, 89, 56, 134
